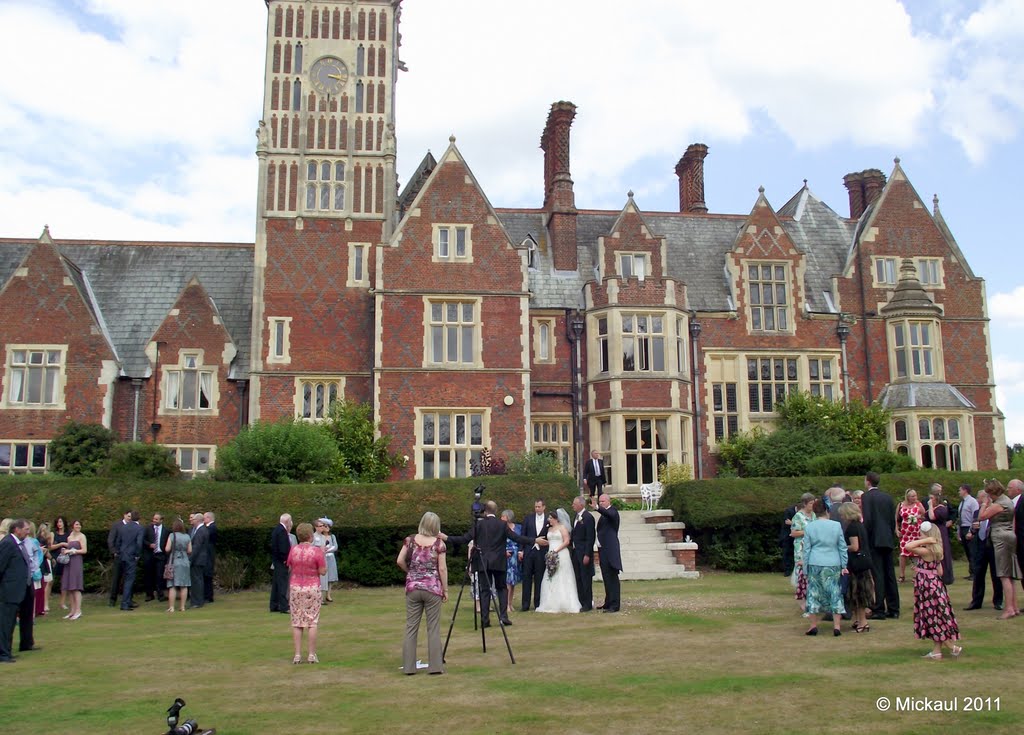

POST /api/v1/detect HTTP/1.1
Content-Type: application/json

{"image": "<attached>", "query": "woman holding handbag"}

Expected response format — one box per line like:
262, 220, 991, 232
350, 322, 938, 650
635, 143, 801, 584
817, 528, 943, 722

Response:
164, 518, 192, 612
838, 502, 874, 632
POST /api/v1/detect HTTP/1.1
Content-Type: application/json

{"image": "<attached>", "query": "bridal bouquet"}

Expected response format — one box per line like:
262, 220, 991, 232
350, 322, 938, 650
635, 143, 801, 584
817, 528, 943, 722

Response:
545, 550, 559, 579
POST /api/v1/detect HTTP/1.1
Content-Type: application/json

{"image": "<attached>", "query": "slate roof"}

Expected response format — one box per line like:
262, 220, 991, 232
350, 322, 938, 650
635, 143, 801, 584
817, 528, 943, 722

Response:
501, 185, 856, 314
0, 238, 254, 378
878, 383, 976, 410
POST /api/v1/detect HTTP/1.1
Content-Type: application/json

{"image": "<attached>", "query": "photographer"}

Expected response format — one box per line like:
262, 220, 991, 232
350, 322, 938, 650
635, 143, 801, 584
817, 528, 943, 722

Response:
443, 500, 532, 629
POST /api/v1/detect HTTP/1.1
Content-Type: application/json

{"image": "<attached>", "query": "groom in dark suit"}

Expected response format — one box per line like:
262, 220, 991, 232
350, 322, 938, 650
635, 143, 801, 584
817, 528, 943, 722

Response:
862, 471, 899, 619
592, 493, 622, 612
519, 499, 550, 611
446, 501, 530, 628
570, 496, 595, 611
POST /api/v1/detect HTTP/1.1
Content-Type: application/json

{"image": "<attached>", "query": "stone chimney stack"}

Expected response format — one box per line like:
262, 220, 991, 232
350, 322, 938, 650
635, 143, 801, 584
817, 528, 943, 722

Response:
540, 101, 578, 271
674, 144, 709, 214
843, 168, 886, 219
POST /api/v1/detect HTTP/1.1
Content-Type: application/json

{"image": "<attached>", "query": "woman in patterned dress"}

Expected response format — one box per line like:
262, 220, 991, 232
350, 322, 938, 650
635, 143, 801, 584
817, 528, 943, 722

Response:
801, 499, 848, 636
286, 523, 327, 664
501, 510, 521, 617
905, 521, 962, 659
978, 480, 1020, 619
896, 489, 926, 583
789, 493, 816, 612
396, 512, 448, 675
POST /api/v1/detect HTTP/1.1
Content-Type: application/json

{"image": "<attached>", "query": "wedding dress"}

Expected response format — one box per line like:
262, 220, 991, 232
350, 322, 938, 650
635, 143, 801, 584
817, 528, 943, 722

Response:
536, 529, 581, 614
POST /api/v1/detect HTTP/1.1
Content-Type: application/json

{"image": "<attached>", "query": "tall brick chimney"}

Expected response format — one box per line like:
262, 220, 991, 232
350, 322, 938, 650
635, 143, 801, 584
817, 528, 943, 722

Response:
843, 168, 886, 218
540, 101, 578, 271
674, 143, 709, 213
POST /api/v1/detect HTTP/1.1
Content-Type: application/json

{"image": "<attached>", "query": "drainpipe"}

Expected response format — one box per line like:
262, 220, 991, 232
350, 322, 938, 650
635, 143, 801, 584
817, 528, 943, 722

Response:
689, 318, 703, 479
566, 309, 586, 486
837, 319, 851, 406
131, 378, 143, 441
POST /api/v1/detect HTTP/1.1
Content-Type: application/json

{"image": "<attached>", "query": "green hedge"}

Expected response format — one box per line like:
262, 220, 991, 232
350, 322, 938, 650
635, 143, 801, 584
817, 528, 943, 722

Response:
0, 474, 578, 589
661, 470, 1020, 572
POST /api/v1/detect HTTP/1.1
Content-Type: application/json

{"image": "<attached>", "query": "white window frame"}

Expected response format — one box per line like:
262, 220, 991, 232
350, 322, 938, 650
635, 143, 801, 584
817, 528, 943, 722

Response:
0, 440, 49, 474
161, 350, 217, 415
2, 345, 67, 410
416, 408, 488, 479
432, 224, 473, 263
623, 416, 670, 487
746, 262, 791, 333
424, 298, 481, 367
347, 243, 370, 287
747, 356, 800, 414
305, 159, 346, 213
621, 312, 666, 373
531, 416, 572, 472
892, 415, 964, 471
807, 356, 837, 401
166, 445, 215, 479
533, 317, 556, 364
873, 256, 898, 286
617, 252, 649, 281
267, 317, 292, 365
294, 376, 344, 421
915, 257, 944, 288
891, 319, 939, 380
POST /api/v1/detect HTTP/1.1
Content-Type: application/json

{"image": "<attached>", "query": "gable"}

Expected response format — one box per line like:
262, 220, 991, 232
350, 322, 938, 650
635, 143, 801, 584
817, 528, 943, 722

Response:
148, 278, 238, 369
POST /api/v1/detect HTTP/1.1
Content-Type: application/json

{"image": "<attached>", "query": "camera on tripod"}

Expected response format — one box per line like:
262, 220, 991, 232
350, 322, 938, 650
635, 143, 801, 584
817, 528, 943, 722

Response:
471, 483, 486, 520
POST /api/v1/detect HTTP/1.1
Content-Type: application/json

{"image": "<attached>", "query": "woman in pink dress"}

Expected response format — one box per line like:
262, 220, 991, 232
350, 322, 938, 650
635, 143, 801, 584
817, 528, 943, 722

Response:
896, 489, 926, 583
286, 523, 327, 664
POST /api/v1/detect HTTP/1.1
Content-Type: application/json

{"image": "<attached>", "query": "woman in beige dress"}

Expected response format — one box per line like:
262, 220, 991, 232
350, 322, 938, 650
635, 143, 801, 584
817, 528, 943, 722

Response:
979, 480, 1020, 619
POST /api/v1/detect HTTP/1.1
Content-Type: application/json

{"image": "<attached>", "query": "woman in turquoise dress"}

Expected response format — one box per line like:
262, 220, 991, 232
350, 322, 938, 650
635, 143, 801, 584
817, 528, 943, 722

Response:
802, 499, 848, 636
501, 510, 521, 617
789, 493, 816, 611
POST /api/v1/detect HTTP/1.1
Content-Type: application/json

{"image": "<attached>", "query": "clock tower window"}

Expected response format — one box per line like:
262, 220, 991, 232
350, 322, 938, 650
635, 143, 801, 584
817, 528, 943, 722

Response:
292, 80, 301, 112
355, 82, 364, 113
356, 45, 365, 76
294, 43, 303, 74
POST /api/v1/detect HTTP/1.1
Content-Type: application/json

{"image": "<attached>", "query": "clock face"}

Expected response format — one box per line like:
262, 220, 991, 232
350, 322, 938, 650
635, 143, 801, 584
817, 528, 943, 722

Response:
310, 56, 349, 96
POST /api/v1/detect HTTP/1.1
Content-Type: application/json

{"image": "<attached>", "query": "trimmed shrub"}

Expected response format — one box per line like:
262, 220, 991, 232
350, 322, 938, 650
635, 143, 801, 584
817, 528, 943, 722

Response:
504, 451, 564, 476
215, 419, 341, 483
742, 428, 843, 477
105, 442, 182, 479
49, 421, 116, 476
805, 450, 916, 476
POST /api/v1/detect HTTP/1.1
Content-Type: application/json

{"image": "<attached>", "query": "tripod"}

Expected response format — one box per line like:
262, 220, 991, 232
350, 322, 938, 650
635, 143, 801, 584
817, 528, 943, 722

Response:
442, 548, 515, 664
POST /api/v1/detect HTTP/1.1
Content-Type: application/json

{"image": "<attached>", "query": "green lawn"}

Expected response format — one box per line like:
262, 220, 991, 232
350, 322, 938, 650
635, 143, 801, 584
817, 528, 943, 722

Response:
6, 563, 1020, 735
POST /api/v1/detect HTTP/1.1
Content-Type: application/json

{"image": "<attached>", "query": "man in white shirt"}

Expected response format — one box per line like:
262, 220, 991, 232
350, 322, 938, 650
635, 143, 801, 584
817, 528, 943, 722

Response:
582, 449, 606, 498
957, 484, 979, 579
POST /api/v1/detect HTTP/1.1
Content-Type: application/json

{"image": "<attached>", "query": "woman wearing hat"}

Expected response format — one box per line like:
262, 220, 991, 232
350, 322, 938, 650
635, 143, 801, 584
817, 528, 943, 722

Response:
316, 518, 339, 603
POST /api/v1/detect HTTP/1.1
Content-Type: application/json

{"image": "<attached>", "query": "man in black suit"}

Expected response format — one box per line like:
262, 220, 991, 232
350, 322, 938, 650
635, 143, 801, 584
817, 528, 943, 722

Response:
861, 471, 899, 619
116, 510, 145, 611
966, 490, 1004, 611
779, 500, 799, 577
187, 513, 210, 609
203, 511, 218, 603
446, 501, 529, 628
519, 499, 550, 611
592, 493, 623, 612
0, 519, 31, 662
143, 512, 169, 602
107, 509, 131, 606
270, 513, 293, 613
582, 449, 606, 499
569, 496, 596, 611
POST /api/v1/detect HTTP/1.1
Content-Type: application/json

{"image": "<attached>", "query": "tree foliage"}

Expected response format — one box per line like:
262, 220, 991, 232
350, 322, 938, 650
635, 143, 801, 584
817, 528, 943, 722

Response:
718, 393, 899, 477
319, 400, 402, 483
49, 421, 116, 476
214, 419, 341, 484
105, 442, 182, 479
504, 450, 565, 476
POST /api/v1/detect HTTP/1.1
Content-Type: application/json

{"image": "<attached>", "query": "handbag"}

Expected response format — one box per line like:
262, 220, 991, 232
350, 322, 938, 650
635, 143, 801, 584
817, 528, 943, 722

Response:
56, 552, 71, 565
163, 539, 177, 581
848, 550, 871, 574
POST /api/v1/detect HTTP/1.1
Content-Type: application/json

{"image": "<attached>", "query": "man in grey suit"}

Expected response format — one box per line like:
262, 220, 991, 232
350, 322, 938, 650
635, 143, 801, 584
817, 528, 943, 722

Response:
187, 513, 210, 609
116, 511, 145, 611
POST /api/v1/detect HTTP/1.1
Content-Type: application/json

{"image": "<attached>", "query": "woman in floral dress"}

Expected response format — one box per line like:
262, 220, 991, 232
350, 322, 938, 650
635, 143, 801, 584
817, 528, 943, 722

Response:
286, 523, 327, 664
501, 510, 521, 617
896, 489, 926, 583
905, 521, 961, 660
790, 493, 816, 612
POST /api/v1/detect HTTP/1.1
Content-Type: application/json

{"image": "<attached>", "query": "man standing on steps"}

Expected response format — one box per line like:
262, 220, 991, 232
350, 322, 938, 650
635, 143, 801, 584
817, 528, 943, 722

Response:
582, 449, 606, 499
570, 495, 595, 611
592, 493, 622, 612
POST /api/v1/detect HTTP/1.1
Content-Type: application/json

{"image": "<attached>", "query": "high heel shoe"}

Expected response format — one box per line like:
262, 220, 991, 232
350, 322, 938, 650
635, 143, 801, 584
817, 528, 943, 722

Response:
833, 628, 842, 637
292, 655, 302, 664
308, 653, 319, 664
805, 627, 818, 636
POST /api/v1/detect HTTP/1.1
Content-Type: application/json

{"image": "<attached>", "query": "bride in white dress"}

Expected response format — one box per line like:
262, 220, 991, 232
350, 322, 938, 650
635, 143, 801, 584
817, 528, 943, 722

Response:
537, 509, 581, 614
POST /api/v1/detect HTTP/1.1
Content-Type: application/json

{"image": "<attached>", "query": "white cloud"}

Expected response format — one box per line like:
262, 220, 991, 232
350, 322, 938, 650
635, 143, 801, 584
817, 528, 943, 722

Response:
989, 286, 1024, 327
994, 355, 1024, 444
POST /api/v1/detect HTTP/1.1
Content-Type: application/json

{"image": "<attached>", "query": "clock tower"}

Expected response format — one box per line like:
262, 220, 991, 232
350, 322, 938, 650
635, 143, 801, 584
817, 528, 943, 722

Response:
250, 1, 402, 422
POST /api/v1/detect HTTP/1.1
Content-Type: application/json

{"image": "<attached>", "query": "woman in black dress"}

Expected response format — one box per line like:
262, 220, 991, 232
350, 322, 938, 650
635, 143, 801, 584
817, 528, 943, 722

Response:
49, 516, 70, 611
838, 502, 874, 633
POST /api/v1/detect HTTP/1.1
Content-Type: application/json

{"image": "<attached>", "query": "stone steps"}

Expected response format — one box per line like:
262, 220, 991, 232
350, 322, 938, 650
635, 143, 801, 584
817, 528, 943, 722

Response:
594, 509, 700, 581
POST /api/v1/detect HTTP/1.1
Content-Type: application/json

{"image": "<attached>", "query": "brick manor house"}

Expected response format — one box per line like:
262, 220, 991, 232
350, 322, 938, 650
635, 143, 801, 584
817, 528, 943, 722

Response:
0, 0, 1006, 481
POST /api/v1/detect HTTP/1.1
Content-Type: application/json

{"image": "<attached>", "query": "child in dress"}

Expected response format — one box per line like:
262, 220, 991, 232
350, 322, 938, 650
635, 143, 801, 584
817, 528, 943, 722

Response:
905, 521, 962, 660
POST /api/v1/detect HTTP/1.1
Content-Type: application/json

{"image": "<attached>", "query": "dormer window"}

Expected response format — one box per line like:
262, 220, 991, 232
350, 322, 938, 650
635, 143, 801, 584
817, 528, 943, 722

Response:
748, 263, 789, 332
618, 253, 648, 281
433, 225, 472, 262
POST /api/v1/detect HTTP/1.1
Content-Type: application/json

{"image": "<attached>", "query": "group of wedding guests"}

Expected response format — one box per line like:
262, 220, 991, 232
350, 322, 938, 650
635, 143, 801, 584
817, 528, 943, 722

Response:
786, 472, 1024, 659
396, 494, 622, 675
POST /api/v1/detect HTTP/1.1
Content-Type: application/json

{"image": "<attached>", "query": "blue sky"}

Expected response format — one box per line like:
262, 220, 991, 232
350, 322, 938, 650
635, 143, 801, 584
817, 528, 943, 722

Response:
1, 0, 1022, 445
